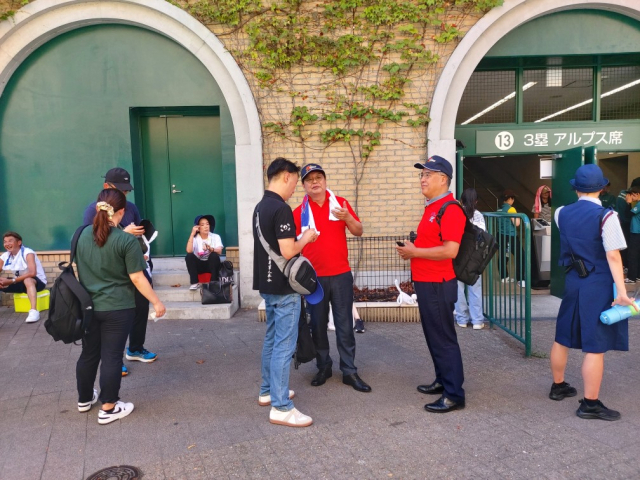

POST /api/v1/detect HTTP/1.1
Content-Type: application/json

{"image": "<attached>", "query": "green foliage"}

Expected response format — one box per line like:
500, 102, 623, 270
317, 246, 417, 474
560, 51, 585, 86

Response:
0, 0, 28, 21
165, 0, 502, 173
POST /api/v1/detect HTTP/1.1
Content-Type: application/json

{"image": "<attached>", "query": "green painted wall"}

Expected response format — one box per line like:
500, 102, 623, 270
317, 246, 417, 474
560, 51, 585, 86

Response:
487, 10, 640, 57
0, 24, 238, 251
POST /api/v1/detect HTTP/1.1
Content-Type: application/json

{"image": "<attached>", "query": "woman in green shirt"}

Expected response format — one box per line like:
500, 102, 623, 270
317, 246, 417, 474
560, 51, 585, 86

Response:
75, 189, 165, 425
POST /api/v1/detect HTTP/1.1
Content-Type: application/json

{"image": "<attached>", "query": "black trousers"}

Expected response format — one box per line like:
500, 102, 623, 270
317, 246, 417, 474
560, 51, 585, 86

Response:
627, 232, 640, 281
414, 279, 465, 403
185, 252, 221, 284
307, 272, 357, 375
76, 308, 135, 405
129, 269, 152, 353
621, 222, 631, 268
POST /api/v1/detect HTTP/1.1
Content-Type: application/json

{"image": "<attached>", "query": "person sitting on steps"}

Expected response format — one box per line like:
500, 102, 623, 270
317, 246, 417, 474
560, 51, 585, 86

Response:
186, 214, 223, 290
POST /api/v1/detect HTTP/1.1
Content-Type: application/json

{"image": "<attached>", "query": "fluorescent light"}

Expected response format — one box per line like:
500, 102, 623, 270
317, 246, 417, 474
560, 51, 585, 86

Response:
534, 78, 640, 123
461, 82, 536, 125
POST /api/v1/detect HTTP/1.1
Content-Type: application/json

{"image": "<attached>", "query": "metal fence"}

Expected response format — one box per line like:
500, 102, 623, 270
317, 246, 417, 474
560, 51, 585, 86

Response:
482, 212, 532, 356
347, 235, 412, 302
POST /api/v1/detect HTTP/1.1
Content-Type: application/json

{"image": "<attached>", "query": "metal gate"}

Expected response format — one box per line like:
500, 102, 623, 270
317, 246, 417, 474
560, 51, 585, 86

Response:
482, 212, 532, 356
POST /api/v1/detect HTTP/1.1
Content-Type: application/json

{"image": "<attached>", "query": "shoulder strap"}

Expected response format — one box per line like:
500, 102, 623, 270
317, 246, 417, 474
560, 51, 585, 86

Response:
67, 225, 90, 267
435, 201, 467, 242
600, 207, 615, 237
254, 209, 288, 273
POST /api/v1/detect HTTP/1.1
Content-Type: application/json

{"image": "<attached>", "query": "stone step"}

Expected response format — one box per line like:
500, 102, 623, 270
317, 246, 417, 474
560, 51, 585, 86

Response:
152, 256, 229, 271
155, 300, 238, 320
154, 283, 239, 303
152, 270, 238, 287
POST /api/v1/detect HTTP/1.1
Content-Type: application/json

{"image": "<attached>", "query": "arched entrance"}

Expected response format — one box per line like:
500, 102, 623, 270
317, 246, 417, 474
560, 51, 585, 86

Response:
427, 0, 640, 170
0, 0, 263, 306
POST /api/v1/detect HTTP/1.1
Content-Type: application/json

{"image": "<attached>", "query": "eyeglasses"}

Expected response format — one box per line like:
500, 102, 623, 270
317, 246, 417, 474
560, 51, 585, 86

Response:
418, 171, 444, 179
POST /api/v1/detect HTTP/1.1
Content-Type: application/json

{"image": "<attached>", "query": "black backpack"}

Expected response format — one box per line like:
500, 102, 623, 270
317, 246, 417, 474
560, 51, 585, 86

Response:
436, 201, 498, 286
44, 226, 94, 344
293, 300, 316, 369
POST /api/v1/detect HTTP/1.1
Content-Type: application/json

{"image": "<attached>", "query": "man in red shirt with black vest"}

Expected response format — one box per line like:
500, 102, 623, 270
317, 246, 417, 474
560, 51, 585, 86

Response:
397, 155, 467, 413
293, 164, 372, 393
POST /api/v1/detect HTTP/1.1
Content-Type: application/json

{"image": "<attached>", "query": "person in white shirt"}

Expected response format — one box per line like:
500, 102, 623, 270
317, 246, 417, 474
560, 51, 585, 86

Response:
0, 231, 47, 323
185, 215, 223, 290
455, 189, 487, 330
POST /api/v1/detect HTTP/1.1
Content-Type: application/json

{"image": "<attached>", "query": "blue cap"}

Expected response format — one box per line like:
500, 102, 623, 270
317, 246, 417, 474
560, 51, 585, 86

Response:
414, 155, 453, 178
301, 163, 326, 182
569, 164, 608, 193
304, 280, 324, 305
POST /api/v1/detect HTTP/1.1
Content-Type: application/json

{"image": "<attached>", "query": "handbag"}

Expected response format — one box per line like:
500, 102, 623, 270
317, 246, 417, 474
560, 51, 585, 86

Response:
200, 280, 233, 304
219, 260, 234, 284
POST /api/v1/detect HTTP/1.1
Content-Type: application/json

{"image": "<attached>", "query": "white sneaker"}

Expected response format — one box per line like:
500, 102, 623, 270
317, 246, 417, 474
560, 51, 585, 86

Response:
98, 400, 134, 425
472, 323, 485, 330
258, 390, 295, 406
25, 309, 40, 323
269, 407, 313, 427
456, 323, 468, 328
189, 283, 200, 291
500, 277, 514, 283
78, 388, 98, 412
518, 281, 526, 288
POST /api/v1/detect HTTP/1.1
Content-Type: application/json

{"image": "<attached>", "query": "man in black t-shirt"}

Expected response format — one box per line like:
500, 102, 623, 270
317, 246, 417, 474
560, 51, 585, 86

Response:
253, 158, 318, 428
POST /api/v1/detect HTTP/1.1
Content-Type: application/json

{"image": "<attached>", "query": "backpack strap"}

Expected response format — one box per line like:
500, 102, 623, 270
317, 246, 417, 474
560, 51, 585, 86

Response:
66, 225, 90, 268
435, 201, 467, 242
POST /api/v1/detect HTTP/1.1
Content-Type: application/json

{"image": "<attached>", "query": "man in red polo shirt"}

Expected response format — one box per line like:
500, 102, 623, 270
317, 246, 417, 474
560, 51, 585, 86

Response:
293, 164, 371, 393
397, 155, 466, 413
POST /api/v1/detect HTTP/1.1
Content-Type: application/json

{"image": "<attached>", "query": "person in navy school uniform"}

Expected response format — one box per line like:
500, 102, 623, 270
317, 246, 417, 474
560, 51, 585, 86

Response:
549, 164, 635, 421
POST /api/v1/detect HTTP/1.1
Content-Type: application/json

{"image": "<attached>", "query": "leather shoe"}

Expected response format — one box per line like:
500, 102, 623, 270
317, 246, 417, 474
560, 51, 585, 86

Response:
311, 366, 332, 386
342, 373, 372, 393
424, 395, 465, 413
417, 381, 444, 395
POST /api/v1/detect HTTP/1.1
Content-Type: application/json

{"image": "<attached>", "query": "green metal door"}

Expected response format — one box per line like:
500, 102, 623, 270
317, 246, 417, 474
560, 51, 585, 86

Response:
585, 146, 598, 165
140, 115, 224, 256
550, 146, 585, 297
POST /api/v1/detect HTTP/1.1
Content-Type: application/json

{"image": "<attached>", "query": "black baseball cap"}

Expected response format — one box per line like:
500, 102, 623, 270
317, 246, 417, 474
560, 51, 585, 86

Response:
301, 163, 326, 182
413, 155, 453, 178
104, 167, 134, 191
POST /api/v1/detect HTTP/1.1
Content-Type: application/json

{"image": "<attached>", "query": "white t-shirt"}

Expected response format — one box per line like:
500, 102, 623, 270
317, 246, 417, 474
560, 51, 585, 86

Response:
192, 234, 223, 260
1, 246, 47, 284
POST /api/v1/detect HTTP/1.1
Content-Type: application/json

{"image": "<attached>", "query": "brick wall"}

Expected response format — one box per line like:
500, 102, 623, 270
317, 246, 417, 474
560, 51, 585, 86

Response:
201, 6, 484, 236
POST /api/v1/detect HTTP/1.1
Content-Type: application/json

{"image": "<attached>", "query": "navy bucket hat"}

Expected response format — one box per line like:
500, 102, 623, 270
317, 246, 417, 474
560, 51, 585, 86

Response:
569, 164, 609, 193
194, 214, 216, 231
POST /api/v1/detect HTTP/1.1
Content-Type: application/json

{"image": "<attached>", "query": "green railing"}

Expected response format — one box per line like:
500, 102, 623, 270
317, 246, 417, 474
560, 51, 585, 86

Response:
482, 212, 532, 357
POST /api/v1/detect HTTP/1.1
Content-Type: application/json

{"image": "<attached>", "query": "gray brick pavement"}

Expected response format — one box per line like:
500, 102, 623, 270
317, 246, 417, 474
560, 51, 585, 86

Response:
0, 304, 639, 479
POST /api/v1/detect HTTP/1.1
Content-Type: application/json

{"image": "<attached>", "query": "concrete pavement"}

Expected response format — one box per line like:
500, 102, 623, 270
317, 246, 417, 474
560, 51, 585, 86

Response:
0, 300, 639, 479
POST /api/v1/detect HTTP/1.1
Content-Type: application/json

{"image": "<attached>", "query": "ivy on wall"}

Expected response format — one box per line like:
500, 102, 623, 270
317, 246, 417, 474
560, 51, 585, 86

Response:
168, 0, 502, 207
0, 0, 29, 21
1, 0, 503, 208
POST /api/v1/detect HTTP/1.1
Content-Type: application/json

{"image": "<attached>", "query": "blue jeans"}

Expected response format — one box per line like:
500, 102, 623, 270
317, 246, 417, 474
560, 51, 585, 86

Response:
307, 272, 357, 375
260, 293, 300, 411
455, 279, 484, 326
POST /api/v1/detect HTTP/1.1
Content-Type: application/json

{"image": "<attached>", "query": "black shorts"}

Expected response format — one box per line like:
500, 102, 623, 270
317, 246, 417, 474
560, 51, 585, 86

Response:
1, 277, 46, 294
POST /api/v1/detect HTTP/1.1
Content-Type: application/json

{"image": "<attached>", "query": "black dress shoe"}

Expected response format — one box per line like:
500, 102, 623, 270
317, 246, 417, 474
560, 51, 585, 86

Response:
417, 381, 444, 395
342, 373, 372, 392
311, 366, 332, 386
424, 395, 465, 413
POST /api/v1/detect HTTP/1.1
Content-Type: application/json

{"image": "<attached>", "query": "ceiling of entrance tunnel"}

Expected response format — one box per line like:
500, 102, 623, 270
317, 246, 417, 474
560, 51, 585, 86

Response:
457, 65, 640, 125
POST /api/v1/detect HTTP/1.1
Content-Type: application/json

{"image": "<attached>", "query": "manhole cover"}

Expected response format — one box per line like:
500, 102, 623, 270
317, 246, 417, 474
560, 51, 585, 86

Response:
86, 465, 141, 480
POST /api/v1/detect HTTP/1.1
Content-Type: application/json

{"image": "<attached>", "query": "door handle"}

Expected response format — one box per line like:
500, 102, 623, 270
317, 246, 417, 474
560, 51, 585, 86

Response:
172, 189, 182, 194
